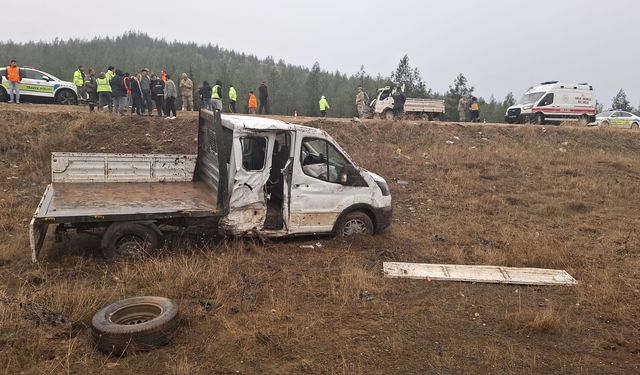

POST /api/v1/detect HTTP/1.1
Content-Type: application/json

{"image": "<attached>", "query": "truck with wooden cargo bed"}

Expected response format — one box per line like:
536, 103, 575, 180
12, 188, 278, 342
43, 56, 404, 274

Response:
29, 110, 393, 261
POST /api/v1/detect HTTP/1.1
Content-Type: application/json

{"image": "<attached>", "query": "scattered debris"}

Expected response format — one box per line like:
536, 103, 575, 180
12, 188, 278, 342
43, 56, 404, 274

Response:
359, 290, 374, 301
453, 136, 460, 140
299, 244, 315, 249
446, 140, 455, 145
351, 117, 362, 123
200, 299, 215, 312
559, 147, 567, 153
434, 234, 447, 242
561, 141, 569, 146
383, 262, 578, 285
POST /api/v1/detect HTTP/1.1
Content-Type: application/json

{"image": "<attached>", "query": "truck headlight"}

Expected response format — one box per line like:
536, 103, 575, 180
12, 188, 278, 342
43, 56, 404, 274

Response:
376, 181, 390, 196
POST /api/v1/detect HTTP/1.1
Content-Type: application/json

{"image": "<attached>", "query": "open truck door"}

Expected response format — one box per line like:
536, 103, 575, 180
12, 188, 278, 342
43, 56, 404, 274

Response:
218, 119, 276, 234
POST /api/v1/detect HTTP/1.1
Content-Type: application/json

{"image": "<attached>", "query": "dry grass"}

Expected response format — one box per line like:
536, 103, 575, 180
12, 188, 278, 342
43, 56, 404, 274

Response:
1, 105, 639, 374
505, 308, 563, 334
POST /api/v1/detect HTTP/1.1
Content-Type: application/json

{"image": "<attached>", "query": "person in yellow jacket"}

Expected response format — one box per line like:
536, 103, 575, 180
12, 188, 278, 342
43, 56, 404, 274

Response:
319, 96, 330, 117
73, 65, 86, 104
228, 84, 237, 113
211, 80, 223, 111
469, 96, 480, 122
96, 72, 112, 112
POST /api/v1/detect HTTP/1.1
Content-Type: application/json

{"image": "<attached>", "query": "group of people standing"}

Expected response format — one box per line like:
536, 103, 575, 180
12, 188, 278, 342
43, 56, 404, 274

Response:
74, 65, 274, 117
197, 80, 270, 115
75, 65, 189, 119
457, 95, 481, 122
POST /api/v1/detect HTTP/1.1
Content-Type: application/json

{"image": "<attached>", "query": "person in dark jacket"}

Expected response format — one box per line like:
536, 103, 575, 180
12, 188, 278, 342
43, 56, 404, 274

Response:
150, 74, 165, 117
110, 69, 127, 115
129, 74, 144, 116
198, 81, 212, 110
84, 69, 98, 112
258, 81, 269, 114
392, 87, 406, 120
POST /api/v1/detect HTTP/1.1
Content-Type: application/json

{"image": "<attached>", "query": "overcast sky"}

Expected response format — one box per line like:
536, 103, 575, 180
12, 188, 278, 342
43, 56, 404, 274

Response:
5, 0, 638, 107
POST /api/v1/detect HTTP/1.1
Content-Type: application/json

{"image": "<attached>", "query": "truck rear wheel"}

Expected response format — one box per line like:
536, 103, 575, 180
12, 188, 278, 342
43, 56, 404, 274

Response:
101, 222, 159, 259
578, 115, 589, 126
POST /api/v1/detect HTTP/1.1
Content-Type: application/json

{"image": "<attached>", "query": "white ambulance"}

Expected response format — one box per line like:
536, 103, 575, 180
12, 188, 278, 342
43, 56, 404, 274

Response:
505, 81, 596, 125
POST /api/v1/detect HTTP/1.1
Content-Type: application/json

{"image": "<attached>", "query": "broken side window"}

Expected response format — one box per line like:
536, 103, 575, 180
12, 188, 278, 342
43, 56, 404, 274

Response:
241, 137, 267, 171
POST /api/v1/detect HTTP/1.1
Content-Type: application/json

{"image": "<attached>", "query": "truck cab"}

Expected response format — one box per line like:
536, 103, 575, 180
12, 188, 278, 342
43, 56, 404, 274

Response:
217, 114, 392, 236
505, 81, 596, 125
30, 111, 392, 261
371, 86, 445, 120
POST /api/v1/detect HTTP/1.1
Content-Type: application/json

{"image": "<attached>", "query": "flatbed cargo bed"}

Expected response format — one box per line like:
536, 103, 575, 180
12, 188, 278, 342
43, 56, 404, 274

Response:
34, 181, 219, 223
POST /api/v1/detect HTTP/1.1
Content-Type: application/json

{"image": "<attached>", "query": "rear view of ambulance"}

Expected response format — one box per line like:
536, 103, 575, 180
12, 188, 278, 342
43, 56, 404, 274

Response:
505, 82, 596, 125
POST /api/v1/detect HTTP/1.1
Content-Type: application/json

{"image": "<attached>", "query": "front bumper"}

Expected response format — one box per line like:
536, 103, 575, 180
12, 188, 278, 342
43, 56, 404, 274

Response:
373, 206, 393, 233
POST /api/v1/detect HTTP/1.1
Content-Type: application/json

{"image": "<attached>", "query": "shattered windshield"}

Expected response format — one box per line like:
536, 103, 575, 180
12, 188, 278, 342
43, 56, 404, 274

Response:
517, 92, 545, 105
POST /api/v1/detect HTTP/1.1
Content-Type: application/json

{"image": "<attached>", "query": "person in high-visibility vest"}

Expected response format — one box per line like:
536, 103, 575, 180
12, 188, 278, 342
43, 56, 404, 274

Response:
96, 72, 112, 112
247, 91, 258, 114
228, 84, 237, 113
105, 66, 115, 82
5, 59, 22, 104
73, 65, 86, 104
211, 80, 223, 111
319, 96, 330, 117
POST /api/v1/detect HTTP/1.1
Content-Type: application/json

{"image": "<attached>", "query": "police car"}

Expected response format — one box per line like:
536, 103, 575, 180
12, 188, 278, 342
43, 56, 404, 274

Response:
593, 110, 640, 129
0, 66, 78, 104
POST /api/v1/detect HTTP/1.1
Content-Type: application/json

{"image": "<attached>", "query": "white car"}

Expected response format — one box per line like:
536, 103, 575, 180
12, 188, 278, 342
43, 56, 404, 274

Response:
593, 111, 640, 129
1, 66, 78, 104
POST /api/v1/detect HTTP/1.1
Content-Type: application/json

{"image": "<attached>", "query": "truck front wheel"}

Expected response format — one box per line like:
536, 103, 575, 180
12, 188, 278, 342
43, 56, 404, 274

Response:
384, 110, 395, 121
335, 211, 374, 237
101, 222, 160, 259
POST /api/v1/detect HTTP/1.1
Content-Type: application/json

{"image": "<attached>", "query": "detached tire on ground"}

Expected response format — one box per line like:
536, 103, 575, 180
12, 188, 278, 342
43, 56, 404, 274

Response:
91, 296, 179, 355
335, 211, 374, 237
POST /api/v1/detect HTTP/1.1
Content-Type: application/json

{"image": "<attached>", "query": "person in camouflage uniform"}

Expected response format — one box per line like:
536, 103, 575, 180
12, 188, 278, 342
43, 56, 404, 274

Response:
458, 96, 468, 122
179, 73, 194, 111
355, 86, 367, 118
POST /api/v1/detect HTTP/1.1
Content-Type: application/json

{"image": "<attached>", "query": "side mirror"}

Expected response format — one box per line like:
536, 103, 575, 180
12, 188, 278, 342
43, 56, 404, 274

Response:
340, 172, 348, 184
42, 76, 52, 82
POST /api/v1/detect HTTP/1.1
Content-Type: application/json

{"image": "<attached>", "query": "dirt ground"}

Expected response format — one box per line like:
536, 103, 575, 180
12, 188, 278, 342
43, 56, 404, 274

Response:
0, 103, 639, 374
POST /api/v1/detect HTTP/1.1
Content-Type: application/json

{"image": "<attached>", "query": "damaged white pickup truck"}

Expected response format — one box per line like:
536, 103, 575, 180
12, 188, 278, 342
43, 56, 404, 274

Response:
29, 110, 392, 261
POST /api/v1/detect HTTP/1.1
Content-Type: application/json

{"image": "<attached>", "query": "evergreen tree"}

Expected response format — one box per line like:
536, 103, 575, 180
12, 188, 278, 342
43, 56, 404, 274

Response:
503, 92, 516, 107
390, 54, 429, 98
305, 62, 322, 116
444, 73, 474, 120
611, 89, 633, 111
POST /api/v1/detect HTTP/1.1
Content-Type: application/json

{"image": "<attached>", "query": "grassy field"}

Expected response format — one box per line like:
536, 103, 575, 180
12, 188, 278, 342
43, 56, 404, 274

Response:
1, 104, 639, 374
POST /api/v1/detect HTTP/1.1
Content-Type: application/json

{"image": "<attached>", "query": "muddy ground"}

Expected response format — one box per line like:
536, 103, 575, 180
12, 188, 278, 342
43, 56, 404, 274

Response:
0, 104, 639, 374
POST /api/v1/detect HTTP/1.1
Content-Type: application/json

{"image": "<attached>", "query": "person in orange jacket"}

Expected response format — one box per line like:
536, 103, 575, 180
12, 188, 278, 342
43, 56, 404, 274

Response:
5, 59, 22, 103
161, 70, 167, 82
247, 91, 258, 114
